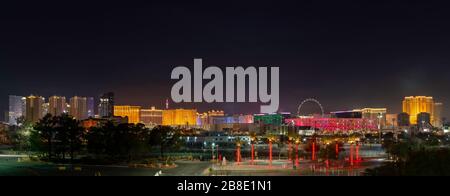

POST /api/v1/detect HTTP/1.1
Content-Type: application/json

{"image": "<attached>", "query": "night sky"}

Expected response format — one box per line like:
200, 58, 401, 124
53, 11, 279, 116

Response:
1, 1, 450, 119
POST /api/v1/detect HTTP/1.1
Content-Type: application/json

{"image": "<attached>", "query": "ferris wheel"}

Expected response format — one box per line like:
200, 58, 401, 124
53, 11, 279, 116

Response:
297, 98, 325, 117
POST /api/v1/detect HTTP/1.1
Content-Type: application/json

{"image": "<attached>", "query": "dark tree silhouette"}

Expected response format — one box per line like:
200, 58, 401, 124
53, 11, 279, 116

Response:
87, 122, 150, 162
149, 126, 182, 158
55, 114, 84, 163
34, 114, 57, 160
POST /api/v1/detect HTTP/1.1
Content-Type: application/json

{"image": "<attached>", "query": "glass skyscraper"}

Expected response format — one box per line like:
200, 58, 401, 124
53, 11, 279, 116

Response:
8, 95, 26, 125
87, 97, 95, 118
99, 92, 114, 118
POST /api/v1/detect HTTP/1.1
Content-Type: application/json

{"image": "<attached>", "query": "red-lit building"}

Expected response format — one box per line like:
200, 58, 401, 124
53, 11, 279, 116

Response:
285, 117, 378, 132
81, 116, 129, 130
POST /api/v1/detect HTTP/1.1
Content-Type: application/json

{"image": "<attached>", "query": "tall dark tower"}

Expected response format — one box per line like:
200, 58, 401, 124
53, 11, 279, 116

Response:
99, 92, 114, 118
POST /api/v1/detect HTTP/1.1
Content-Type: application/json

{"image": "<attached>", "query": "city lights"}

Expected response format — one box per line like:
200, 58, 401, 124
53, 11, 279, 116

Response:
1, 1, 450, 179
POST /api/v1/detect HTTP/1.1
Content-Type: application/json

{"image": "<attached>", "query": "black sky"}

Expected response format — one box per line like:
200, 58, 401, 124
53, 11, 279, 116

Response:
1, 1, 450, 119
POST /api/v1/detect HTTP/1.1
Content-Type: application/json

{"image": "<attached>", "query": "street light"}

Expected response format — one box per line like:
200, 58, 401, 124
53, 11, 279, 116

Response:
216, 144, 219, 163
377, 113, 383, 144
211, 143, 216, 162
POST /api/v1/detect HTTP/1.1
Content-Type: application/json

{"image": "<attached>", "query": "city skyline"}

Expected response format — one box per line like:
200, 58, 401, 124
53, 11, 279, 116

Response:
3, 93, 446, 117
4, 93, 445, 128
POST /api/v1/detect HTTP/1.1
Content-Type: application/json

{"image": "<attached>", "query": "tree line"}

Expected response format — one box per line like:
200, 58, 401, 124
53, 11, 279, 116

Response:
9, 114, 183, 163
365, 133, 450, 176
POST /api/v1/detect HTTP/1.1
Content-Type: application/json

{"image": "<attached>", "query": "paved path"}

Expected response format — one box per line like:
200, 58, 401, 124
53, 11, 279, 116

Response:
0, 157, 212, 176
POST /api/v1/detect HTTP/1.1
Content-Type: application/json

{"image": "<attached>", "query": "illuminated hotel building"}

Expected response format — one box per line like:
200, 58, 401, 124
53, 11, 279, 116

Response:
162, 109, 197, 127
8, 95, 26, 125
87, 97, 95, 118
285, 117, 378, 132
140, 106, 163, 127
359, 108, 386, 118
358, 108, 387, 128
385, 114, 398, 128
254, 114, 284, 126
209, 114, 255, 132
197, 112, 209, 129
70, 96, 88, 120
208, 110, 225, 117
402, 96, 435, 125
42, 103, 49, 117
197, 110, 226, 129
26, 95, 45, 123
417, 112, 431, 127
211, 115, 241, 124
48, 96, 67, 116
434, 102, 443, 128
254, 113, 290, 135
333, 108, 386, 126
114, 105, 141, 124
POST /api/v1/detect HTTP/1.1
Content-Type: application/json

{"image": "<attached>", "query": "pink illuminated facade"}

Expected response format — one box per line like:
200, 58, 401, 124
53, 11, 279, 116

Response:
285, 117, 378, 132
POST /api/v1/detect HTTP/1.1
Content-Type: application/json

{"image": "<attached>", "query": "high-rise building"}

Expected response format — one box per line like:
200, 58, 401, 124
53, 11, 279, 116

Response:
42, 103, 49, 117
140, 106, 163, 127
162, 109, 197, 126
386, 114, 398, 128
417, 112, 431, 126
358, 108, 387, 128
114, 106, 141, 124
99, 92, 114, 118
26, 95, 45, 123
197, 112, 209, 129
48, 96, 67, 116
70, 96, 88, 120
87, 97, 95, 118
0, 122, 9, 144
196, 110, 226, 130
402, 96, 435, 125
397, 112, 410, 127
3, 111, 8, 123
8, 95, 26, 125
330, 108, 387, 128
434, 102, 443, 128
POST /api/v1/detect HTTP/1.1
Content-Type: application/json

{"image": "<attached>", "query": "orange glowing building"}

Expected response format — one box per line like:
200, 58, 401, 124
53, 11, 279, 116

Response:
402, 96, 435, 125
162, 109, 197, 126
140, 106, 163, 127
25, 95, 45, 123
114, 105, 141, 124
69, 96, 88, 120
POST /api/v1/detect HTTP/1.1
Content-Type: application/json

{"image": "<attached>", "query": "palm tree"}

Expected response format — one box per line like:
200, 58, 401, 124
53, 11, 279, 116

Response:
267, 135, 277, 165
235, 137, 243, 163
